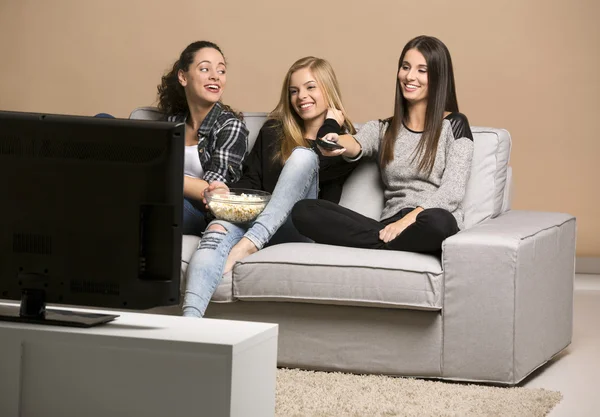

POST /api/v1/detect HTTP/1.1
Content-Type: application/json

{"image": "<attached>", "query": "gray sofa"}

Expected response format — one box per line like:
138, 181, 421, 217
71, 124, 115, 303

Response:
131, 107, 576, 385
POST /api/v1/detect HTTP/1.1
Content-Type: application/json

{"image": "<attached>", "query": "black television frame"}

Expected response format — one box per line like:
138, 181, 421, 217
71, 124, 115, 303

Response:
0, 110, 184, 327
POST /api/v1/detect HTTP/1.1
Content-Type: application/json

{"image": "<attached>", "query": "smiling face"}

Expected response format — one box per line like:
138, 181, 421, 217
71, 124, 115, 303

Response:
178, 47, 226, 106
288, 67, 328, 123
398, 48, 429, 104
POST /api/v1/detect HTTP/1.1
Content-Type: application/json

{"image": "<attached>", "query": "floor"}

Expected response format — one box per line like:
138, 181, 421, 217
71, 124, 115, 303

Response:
523, 274, 600, 416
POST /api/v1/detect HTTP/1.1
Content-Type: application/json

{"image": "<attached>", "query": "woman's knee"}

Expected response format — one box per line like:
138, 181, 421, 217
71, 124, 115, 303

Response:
291, 199, 317, 227
207, 223, 227, 233
206, 219, 236, 234
418, 208, 459, 238
288, 146, 319, 170
199, 222, 230, 251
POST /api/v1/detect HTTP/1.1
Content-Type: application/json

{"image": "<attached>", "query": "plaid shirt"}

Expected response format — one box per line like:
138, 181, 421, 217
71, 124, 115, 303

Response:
168, 102, 248, 183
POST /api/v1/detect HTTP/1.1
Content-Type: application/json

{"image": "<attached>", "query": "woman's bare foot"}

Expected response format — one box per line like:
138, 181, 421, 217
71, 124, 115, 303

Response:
224, 237, 258, 274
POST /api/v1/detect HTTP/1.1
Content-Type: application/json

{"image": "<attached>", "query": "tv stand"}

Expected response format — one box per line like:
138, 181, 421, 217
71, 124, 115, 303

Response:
0, 304, 278, 417
0, 288, 118, 328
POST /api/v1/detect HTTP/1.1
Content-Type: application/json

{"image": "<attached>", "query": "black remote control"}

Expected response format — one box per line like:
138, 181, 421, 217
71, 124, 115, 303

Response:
316, 137, 344, 150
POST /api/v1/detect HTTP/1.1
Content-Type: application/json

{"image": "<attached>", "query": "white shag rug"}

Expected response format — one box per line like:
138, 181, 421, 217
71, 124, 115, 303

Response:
276, 368, 562, 417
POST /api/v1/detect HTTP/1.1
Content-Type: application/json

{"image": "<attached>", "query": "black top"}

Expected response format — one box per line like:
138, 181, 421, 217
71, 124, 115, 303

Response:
445, 112, 474, 141
401, 112, 474, 140
232, 119, 358, 203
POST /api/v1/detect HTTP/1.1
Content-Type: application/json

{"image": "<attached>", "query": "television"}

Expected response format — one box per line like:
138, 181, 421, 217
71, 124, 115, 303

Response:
0, 110, 184, 327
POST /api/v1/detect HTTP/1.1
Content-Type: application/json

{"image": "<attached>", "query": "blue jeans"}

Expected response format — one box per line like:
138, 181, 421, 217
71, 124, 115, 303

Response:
182, 198, 209, 236
183, 147, 319, 317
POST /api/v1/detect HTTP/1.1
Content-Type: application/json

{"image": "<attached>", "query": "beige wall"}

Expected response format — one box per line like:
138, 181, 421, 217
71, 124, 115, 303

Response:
1, 0, 598, 256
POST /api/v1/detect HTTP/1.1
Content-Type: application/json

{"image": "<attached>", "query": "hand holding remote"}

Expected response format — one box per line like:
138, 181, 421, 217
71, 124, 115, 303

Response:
316, 133, 346, 156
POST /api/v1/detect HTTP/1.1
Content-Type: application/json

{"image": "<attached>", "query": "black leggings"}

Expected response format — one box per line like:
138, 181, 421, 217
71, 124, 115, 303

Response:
291, 199, 459, 254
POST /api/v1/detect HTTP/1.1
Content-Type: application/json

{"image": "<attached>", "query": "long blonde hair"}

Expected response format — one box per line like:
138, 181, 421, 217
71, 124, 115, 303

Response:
270, 56, 356, 164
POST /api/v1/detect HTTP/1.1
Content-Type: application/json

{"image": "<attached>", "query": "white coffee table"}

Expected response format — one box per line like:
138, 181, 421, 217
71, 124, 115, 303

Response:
0, 302, 278, 417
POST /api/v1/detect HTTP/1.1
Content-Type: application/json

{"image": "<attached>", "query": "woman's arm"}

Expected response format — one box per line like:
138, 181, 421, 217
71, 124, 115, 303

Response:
316, 112, 361, 158
317, 132, 361, 158
183, 177, 210, 200
319, 119, 383, 159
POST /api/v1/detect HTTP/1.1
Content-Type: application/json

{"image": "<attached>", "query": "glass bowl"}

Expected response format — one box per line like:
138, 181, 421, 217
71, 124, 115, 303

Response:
204, 188, 271, 224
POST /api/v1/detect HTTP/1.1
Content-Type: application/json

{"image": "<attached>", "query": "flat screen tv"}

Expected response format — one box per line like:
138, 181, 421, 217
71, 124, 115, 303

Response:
0, 110, 184, 327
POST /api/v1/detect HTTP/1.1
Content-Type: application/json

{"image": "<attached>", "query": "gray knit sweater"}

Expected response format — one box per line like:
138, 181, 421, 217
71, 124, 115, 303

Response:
351, 112, 474, 229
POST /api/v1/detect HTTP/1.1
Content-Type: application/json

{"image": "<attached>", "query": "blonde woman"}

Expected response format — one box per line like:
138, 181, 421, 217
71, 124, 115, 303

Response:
183, 56, 357, 317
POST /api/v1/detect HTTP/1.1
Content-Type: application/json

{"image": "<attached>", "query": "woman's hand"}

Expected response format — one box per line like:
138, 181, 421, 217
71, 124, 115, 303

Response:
379, 218, 414, 243
379, 208, 423, 243
316, 133, 346, 157
203, 181, 229, 208
326, 108, 345, 126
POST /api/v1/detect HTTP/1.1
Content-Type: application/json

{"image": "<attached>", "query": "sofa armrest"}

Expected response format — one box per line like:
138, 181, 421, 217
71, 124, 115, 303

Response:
441, 210, 576, 384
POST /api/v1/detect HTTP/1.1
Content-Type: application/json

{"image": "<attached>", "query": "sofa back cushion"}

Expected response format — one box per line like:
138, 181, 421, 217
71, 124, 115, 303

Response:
338, 161, 385, 219
242, 112, 269, 149
462, 127, 512, 227
339, 126, 512, 228
129, 108, 511, 228
129, 106, 164, 121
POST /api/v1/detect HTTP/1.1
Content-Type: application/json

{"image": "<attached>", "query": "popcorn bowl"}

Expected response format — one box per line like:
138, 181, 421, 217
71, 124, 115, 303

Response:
204, 188, 271, 224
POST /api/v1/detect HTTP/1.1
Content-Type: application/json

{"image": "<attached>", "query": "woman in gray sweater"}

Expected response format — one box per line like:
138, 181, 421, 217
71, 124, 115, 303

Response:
292, 35, 474, 254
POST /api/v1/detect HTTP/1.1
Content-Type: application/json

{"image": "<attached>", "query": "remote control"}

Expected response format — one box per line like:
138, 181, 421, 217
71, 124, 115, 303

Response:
316, 137, 344, 150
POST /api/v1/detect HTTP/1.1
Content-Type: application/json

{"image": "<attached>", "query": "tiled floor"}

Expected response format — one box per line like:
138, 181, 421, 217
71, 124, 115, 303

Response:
523, 274, 600, 416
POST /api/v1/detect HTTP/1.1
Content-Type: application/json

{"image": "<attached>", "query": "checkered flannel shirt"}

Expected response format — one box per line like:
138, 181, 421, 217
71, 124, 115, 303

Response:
168, 102, 248, 183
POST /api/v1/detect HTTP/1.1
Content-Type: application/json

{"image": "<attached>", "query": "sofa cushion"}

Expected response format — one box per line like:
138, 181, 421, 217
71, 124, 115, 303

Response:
211, 272, 235, 302
338, 160, 385, 220
232, 242, 443, 310
242, 112, 269, 150
129, 106, 164, 121
462, 127, 512, 228
181, 235, 200, 274
501, 166, 513, 214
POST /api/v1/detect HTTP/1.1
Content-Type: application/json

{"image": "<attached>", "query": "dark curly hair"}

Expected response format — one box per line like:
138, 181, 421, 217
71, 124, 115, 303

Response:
157, 41, 242, 119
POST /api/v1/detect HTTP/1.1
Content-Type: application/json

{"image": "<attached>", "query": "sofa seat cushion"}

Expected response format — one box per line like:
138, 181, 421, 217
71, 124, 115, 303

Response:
181, 234, 235, 302
232, 242, 443, 310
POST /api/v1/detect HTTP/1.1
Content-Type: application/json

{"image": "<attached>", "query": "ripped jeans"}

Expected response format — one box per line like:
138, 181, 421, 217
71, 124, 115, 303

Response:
183, 147, 319, 317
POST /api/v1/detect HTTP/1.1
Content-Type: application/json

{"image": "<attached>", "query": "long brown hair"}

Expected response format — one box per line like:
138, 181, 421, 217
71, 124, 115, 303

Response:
156, 40, 242, 119
380, 35, 459, 175
270, 56, 355, 164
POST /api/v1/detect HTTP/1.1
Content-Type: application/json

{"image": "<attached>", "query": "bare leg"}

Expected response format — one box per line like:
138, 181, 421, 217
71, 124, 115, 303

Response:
223, 237, 258, 274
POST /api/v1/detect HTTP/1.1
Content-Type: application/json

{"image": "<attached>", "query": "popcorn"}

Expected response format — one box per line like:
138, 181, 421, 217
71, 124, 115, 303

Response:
208, 193, 268, 223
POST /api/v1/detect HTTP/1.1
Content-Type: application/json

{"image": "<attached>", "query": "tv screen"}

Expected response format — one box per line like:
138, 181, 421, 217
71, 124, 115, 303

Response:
0, 111, 184, 327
